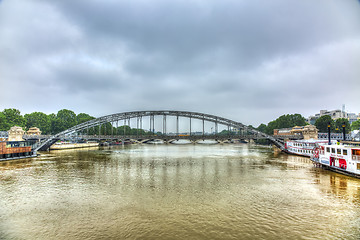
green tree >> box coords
[1,108,25,130]
[315,115,334,133]
[50,117,63,134]
[48,113,58,134]
[351,119,360,131]
[99,122,113,135]
[56,109,77,133]
[76,113,95,124]
[266,113,307,135]
[0,112,7,131]
[257,123,267,133]
[334,118,350,133]
[24,112,51,134]
[117,125,132,135]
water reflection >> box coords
[0,144,359,240]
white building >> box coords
[308,109,359,125]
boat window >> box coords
[337,149,341,154]
[358,163,360,170]
[331,148,335,154]
[326,147,330,153]
[343,149,347,155]
[352,149,360,156]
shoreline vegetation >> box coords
[0,108,357,137]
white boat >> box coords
[285,139,334,157]
[147,139,164,144]
[311,141,360,178]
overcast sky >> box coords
[1,0,360,126]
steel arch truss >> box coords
[34,110,286,151]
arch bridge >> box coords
[33,110,287,151]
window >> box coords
[352,149,360,156]
[337,149,341,154]
[343,149,347,155]
[327,147,330,153]
[357,163,360,170]
[331,148,335,154]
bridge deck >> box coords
[32,110,293,151]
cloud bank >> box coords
[1,0,360,126]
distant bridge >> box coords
[33,110,290,151]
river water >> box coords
[0,144,359,240]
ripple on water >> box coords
[0,144,360,240]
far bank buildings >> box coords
[307,109,360,125]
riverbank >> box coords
[49,142,99,150]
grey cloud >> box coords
[1,0,360,126]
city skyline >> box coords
[1,0,360,126]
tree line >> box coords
[255,113,360,135]
[1,108,359,136]
[0,108,152,136]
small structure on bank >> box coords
[301,125,318,140]
[274,125,318,140]
[7,126,25,141]
[27,127,42,136]
[290,126,304,136]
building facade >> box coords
[27,127,42,135]
[308,109,360,125]
[274,125,318,140]
[7,126,25,142]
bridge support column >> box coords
[202,116,205,137]
[124,119,126,135]
[136,117,139,137]
[176,115,179,136]
[149,115,154,133]
[189,117,192,136]
[152,115,155,133]
[163,115,167,135]
[116,121,118,136]
[215,120,218,134]
[140,116,143,136]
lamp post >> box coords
[328,123,331,145]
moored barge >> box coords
[0,141,37,161]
